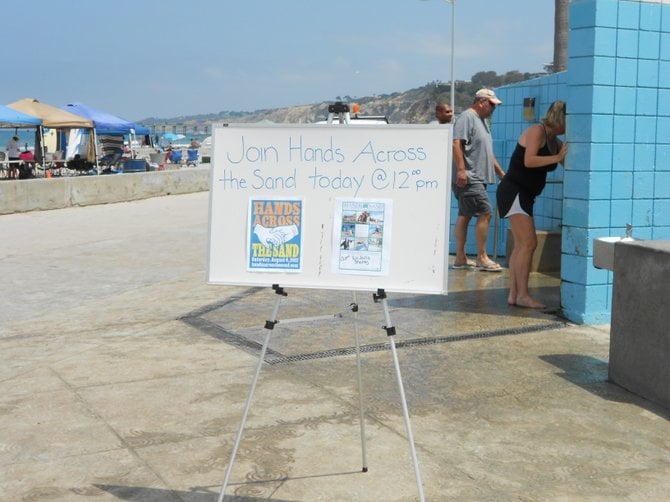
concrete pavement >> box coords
[1,192,668,501]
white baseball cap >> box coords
[475,88,502,105]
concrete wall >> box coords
[610,240,670,409]
[0,167,210,214]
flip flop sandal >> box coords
[476,262,502,272]
[452,262,475,269]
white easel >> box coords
[217,284,425,502]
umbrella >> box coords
[162,133,185,141]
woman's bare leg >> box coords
[508,214,544,308]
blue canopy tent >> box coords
[61,102,151,171]
[0,104,42,128]
[0,105,42,178]
[61,102,149,135]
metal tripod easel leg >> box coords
[217,284,286,502]
[373,288,425,502]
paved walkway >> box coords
[1,192,668,501]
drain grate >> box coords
[180,294,567,365]
[264,321,567,365]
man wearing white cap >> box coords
[451,88,506,271]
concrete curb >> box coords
[0,166,210,214]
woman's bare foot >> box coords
[514,295,546,309]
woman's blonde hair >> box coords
[542,100,566,131]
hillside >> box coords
[140,70,545,130]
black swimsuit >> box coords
[496,126,558,217]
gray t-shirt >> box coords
[452,109,495,184]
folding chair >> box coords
[186,149,199,166]
[0,152,9,179]
[149,152,165,171]
[170,149,183,165]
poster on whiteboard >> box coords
[207,123,452,294]
[247,198,303,272]
[332,198,392,275]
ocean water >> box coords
[0,128,37,151]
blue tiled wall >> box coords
[462,0,670,325]
[561,0,670,323]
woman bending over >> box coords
[496,100,568,309]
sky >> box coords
[2,0,557,122]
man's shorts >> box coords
[452,183,492,217]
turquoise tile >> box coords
[611,171,633,199]
[639,30,660,60]
[617,29,638,58]
[590,143,613,170]
[562,225,588,256]
[640,2,661,31]
[562,253,590,283]
[658,117,670,144]
[594,0,619,28]
[615,58,637,86]
[595,27,618,56]
[632,195,654,225]
[634,116,657,143]
[663,3,670,32]
[654,171,670,198]
[657,145,670,168]
[610,198,632,226]
[592,85,615,113]
[593,56,617,85]
[613,115,634,143]
[570,1,597,29]
[614,86,636,115]
[654,200,670,226]
[590,171,613,199]
[568,85,594,111]
[564,170,590,199]
[570,28,596,57]
[629,226,652,239]
[569,57,596,85]
[568,113,594,141]
[660,61,670,89]
[588,199,613,227]
[634,143,656,168]
[562,282,612,324]
[563,197,590,226]
[561,282,587,322]
[613,143,635,170]
[637,59,659,87]
[662,33,670,61]
[636,87,658,116]
[592,114,614,142]
[617,0,640,30]
[652,226,670,239]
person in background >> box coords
[189,138,200,149]
[432,102,454,124]
[496,100,568,309]
[5,135,21,179]
[451,88,505,271]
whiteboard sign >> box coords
[207,124,452,294]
